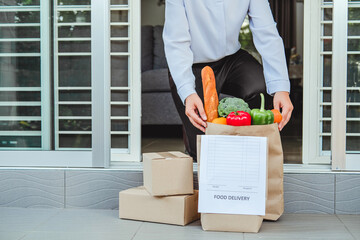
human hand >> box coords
[185,93,207,132]
[273,91,293,131]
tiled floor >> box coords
[0,208,359,240]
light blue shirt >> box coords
[163,0,291,104]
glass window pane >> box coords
[111,10,128,23]
[59,105,91,116]
[0,106,40,116]
[0,11,40,23]
[348,7,360,20]
[59,56,91,87]
[346,137,360,151]
[59,41,91,53]
[322,105,331,118]
[59,90,91,101]
[58,0,90,5]
[58,11,91,23]
[0,0,40,5]
[0,42,40,53]
[322,90,331,102]
[111,135,128,148]
[111,105,128,116]
[322,136,331,151]
[59,134,91,148]
[323,39,332,52]
[111,0,128,5]
[0,136,41,148]
[323,8,332,21]
[58,26,91,38]
[322,121,331,133]
[111,56,128,87]
[347,106,360,118]
[0,91,40,101]
[0,121,41,131]
[111,41,128,52]
[323,23,332,36]
[347,90,360,103]
[59,119,91,131]
[111,26,128,37]
[348,23,360,36]
[111,90,128,101]
[347,121,360,133]
[111,120,128,131]
[348,39,360,51]
[347,55,360,87]
[0,57,40,87]
[323,55,332,87]
[0,26,40,38]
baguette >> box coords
[201,66,219,122]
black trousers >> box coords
[169,49,272,161]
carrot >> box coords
[201,66,219,122]
[271,109,282,123]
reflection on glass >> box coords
[59,134,91,148]
[111,0,128,5]
[346,137,360,151]
[58,26,91,38]
[111,10,128,22]
[59,56,91,87]
[322,121,331,133]
[58,0,90,5]
[0,42,40,53]
[348,7,360,20]
[0,136,41,148]
[348,39,360,51]
[346,106,360,118]
[0,11,40,23]
[323,55,332,87]
[59,120,91,131]
[322,136,331,151]
[323,39,332,52]
[111,41,128,52]
[111,26,128,37]
[0,0,40,5]
[348,23,360,36]
[322,90,331,102]
[0,121,41,131]
[347,55,360,87]
[111,56,128,87]
[322,105,331,118]
[0,26,40,38]
[58,11,91,23]
[0,106,40,116]
[111,105,128,116]
[0,91,40,101]
[347,121,360,133]
[0,57,40,87]
[111,135,128,148]
[347,90,360,103]
[59,91,91,101]
[59,41,91,53]
[111,120,128,131]
[323,23,332,36]
[111,91,128,101]
[323,8,332,21]
[59,105,91,116]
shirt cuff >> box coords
[266,79,291,96]
[177,82,197,105]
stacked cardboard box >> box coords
[119,151,200,226]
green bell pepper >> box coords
[250,93,274,125]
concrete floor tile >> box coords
[21,231,135,240]
[33,209,142,234]
[141,138,185,153]
[0,207,61,232]
[132,221,244,240]
[0,231,27,240]
[337,215,360,240]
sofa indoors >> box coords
[141,25,182,125]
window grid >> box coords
[0,2,43,150]
[54,1,92,150]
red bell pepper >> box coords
[226,111,251,126]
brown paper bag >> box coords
[198,122,284,221]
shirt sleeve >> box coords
[163,0,196,104]
[248,0,290,95]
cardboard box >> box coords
[119,186,200,226]
[143,151,193,196]
[201,213,263,233]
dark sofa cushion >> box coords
[141,68,170,92]
[153,25,168,69]
[141,25,153,72]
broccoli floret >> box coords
[218,97,251,117]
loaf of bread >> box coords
[201,66,219,122]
